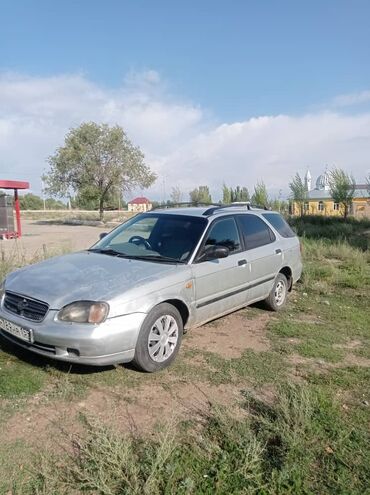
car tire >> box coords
[264,273,288,311]
[132,303,183,372]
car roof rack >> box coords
[202,202,269,216]
[152,201,218,210]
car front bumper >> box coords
[0,306,146,366]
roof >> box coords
[308,187,369,200]
[0,180,30,190]
[148,205,269,218]
[149,207,210,217]
[128,196,151,204]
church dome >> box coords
[316,172,330,190]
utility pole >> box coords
[162,176,167,204]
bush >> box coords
[29,384,370,495]
[288,215,370,250]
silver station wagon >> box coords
[0,204,302,372]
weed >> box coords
[23,384,370,495]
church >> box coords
[291,170,370,218]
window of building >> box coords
[333,202,339,211]
[237,215,275,250]
[304,202,309,212]
[318,201,324,212]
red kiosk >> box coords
[0,180,30,239]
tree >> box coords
[19,193,43,210]
[251,181,269,207]
[45,198,66,209]
[44,122,156,220]
[289,173,307,216]
[170,186,183,204]
[222,183,231,204]
[328,168,355,219]
[72,184,123,210]
[231,186,250,203]
[189,186,212,204]
[222,184,250,203]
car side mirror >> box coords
[199,245,229,262]
[99,232,108,240]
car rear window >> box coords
[262,213,296,238]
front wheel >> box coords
[264,273,288,311]
[133,303,183,372]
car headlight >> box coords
[58,301,109,324]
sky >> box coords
[1,0,370,201]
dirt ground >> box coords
[0,220,272,449]
[0,219,106,258]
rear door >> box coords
[236,214,282,300]
[191,216,249,324]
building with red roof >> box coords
[127,196,152,213]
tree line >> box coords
[180,182,288,212]
[25,121,368,219]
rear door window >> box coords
[262,213,296,238]
[237,214,275,250]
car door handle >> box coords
[238,259,248,266]
[275,249,282,254]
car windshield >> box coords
[89,213,207,263]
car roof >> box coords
[148,205,278,218]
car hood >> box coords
[5,251,188,310]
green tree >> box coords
[222,183,231,204]
[271,198,282,212]
[44,122,156,220]
[328,168,355,219]
[189,186,212,204]
[170,186,183,204]
[289,173,308,216]
[72,184,123,210]
[251,181,269,207]
[45,198,66,209]
[231,186,250,202]
[19,193,43,210]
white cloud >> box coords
[0,71,370,202]
[332,90,370,107]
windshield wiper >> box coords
[88,249,185,264]
[88,248,129,258]
[127,254,186,264]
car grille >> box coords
[3,291,49,322]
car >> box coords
[0,203,302,372]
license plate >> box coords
[0,317,33,343]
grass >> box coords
[0,215,369,494]
[20,384,369,495]
[288,214,370,250]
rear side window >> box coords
[237,215,275,250]
[262,213,296,238]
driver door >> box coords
[191,216,249,325]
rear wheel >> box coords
[133,303,183,372]
[264,273,288,311]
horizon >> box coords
[1,0,370,201]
